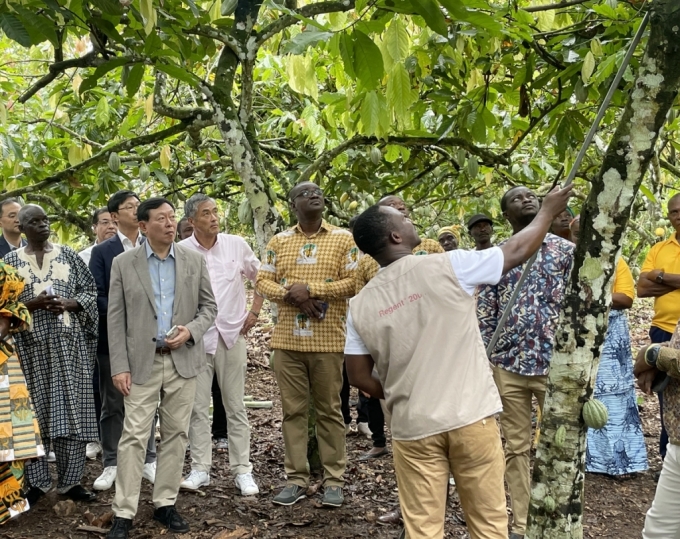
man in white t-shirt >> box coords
[344,185,572,539]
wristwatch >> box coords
[645,344,661,367]
[656,271,665,284]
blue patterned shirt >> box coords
[477,233,574,376]
[146,241,176,347]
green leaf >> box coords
[13,7,59,47]
[582,51,596,84]
[92,0,125,15]
[126,64,145,97]
[352,31,384,90]
[386,62,416,127]
[282,30,334,55]
[156,63,201,87]
[639,184,657,203]
[339,32,356,79]
[0,13,31,47]
[459,11,503,35]
[361,91,381,136]
[412,0,448,36]
[95,97,110,128]
[384,144,401,163]
[384,18,410,63]
[78,57,131,94]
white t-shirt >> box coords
[345,247,504,354]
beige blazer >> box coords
[107,243,217,385]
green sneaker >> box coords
[322,486,344,508]
[272,484,306,506]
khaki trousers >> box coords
[188,335,252,476]
[273,349,345,487]
[493,366,547,535]
[113,352,197,519]
[392,418,507,539]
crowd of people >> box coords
[0,183,674,538]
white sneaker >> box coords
[86,442,102,460]
[93,466,117,491]
[357,422,372,439]
[180,470,210,490]
[47,451,56,463]
[142,461,156,484]
[234,472,259,496]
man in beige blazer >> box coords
[105,197,217,539]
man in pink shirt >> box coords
[179,194,263,495]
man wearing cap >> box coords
[467,214,494,251]
[437,226,460,252]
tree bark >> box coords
[527,3,680,537]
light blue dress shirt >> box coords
[145,241,176,347]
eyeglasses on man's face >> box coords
[118,204,139,212]
[293,188,324,200]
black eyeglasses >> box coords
[292,188,324,200]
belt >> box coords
[156,346,172,355]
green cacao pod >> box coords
[370,146,382,165]
[554,425,566,448]
[544,495,556,513]
[365,194,375,206]
[583,399,609,430]
[221,0,238,16]
[108,152,120,172]
[139,163,150,182]
[467,156,479,178]
[237,199,252,224]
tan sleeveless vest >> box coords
[349,253,501,440]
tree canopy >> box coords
[0,0,672,255]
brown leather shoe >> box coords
[377,509,402,525]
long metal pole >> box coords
[485,12,651,358]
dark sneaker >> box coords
[153,505,190,533]
[64,484,97,502]
[106,517,133,539]
[272,484,307,506]
[26,486,45,506]
[322,486,344,508]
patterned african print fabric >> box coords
[586,310,648,475]
[477,233,574,376]
[0,260,44,524]
[256,220,357,353]
[354,238,443,293]
[4,246,99,442]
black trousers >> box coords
[365,395,386,448]
[211,374,228,438]
[341,363,369,425]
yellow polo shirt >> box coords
[613,258,635,300]
[640,234,680,332]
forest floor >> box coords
[5,300,664,538]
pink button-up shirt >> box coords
[180,233,260,353]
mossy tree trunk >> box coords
[527,2,680,537]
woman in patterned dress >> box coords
[0,259,44,523]
[571,216,648,476]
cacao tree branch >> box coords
[24,193,93,239]
[18,51,100,103]
[299,135,508,184]
[22,119,103,148]
[183,25,243,57]
[0,122,191,200]
[524,0,590,12]
[256,0,356,48]
[660,158,680,178]
[153,71,209,120]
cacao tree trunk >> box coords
[527,2,680,537]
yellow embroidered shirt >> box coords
[256,220,358,352]
[355,238,444,293]
[640,234,680,333]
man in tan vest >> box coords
[344,184,572,539]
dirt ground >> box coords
[4,301,664,538]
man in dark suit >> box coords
[0,198,26,258]
[89,190,157,492]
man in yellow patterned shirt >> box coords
[256,182,357,509]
